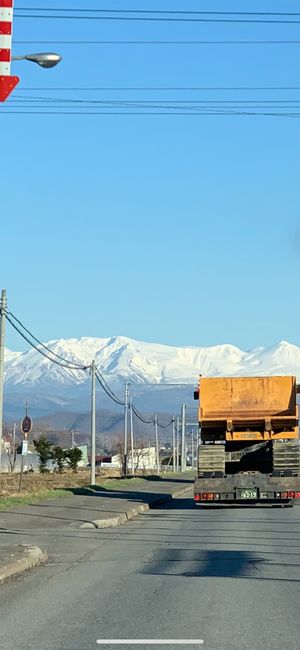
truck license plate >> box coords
[240,489,257,499]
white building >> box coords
[102,446,157,471]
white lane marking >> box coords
[96,641,204,645]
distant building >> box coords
[76,444,88,467]
[101,446,157,471]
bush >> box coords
[65,447,83,473]
[52,446,67,473]
[33,435,53,473]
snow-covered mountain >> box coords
[4,336,300,418]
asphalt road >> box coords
[0,493,300,650]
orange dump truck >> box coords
[194,376,300,505]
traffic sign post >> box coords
[19,405,32,492]
[21,415,32,439]
[21,440,28,456]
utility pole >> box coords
[191,428,194,470]
[130,396,134,476]
[0,289,7,477]
[154,413,160,475]
[90,360,96,485]
[181,403,186,472]
[13,422,16,448]
[172,416,176,473]
[123,380,129,476]
[176,416,180,471]
[196,427,199,471]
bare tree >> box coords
[107,435,125,474]
[6,440,18,473]
[2,424,19,473]
[133,437,154,473]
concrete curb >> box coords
[0,546,47,583]
[80,484,192,529]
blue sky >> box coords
[2,0,300,351]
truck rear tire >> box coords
[198,444,225,475]
[272,441,300,475]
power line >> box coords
[5,309,87,369]
[157,418,174,429]
[1,110,300,117]
[131,404,154,425]
[55,363,83,384]
[10,97,300,106]
[91,379,157,426]
[14,16,300,24]
[93,368,181,427]
[15,86,300,92]
[2,306,191,423]
[13,40,300,46]
[95,367,125,406]
[5,314,89,370]
[7,101,300,115]
[3,310,179,421]
[12,94,300,102]
[14,9,300,24]
[16,9,300,16]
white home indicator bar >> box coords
[97,641,204,646]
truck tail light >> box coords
[194,494,200,502]
[200,492,220,501]
[288,491,295,499]
[281,491,288,499]
[295,491,300,499]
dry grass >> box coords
[0,470,89,498]
[0,468,152,506]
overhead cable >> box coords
[2,110,300,117]
[95,369,125,406]
[157,418,174,429]
[5,309,87,369]
[131,404,154,425]
[15,86,300,92]
[12,40,300,46]
[14,11,300,24]
[11,96,300,106]
[5,314,89,370]
[16,9,300,16]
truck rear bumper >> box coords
[194,474,300,504]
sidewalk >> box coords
[0,474,193,581]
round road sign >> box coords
[21,415,32,437]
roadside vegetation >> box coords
[33,435,83,473]
[0,470,150,510]
[0,433,184,509]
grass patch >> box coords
[0,477,147,508]
[0,488,70,511]
[0,471,192,508]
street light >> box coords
[12,53,62,69]
[1,52,62,101]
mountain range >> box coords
[4,336,300,422]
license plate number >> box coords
[240,489,257,499]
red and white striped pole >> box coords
[0,0,19,101]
